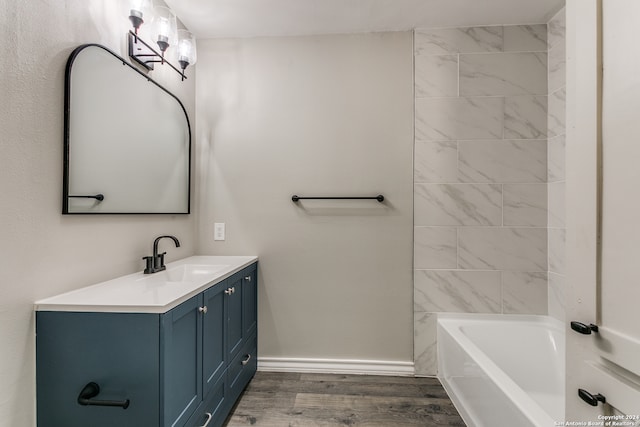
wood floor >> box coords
[223,372,466,426]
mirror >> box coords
[63,44,191,214]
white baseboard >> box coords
[257,357,415,377]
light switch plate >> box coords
[214,223,225,241]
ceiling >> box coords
[164,0,565,39]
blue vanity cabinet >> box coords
[36,262,258,427]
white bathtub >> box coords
[437,314,564,427]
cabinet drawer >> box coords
[185,374,227,427]
[227,335,257,403]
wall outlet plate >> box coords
[214,223,225,241]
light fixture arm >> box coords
[127,31,187,80]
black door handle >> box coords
[571,321,599,335]
[578,388,606,406]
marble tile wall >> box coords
[547,8,566,321]
[413,24,549,376]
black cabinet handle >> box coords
[77,382,130,409]
[578,388,606,406]
[570,321,599,335]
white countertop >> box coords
[34,256,258,314]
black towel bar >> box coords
[68,194,104,201]
[292,195,384,202]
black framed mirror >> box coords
[63,44,191,214]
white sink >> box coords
[136,263,230,284]
[162,264,229,283]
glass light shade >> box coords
[177,30,197,69]
[152,6,177,53]
[127,0,153,32]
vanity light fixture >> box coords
[128,0,153,35]
[126,1,196,81]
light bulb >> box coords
[153,6,177,54]
[177,29,197,70]
[128,0,152,34]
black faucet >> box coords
[143,235,180,274]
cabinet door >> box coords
[241,265,257,338]
[226,274,244,361]
[202,283,226,397]
[36,312,160,427]
[162,294,203,427]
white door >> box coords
[567,0,640,421]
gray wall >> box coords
[0,2,196,425]
[195,33,415,362]
[412,25,550,375]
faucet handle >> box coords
[154,252,167,271]
[142,256,154,274]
